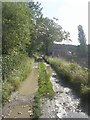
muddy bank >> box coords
[2,62,38,119]
[40,63,89,119]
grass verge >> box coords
[33,62,54,118]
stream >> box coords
[1,62,90,119]
[40,62,90,119]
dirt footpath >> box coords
[2,62,38,119]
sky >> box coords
[36,0,89,45]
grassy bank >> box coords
[2,55,34,105]
[46,57,90,100]
[33,62,54,118]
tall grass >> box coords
[38,62,54,98]
[2,55,34,105]
[33,62,54,118]
[47,57,90,99]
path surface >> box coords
[2,62,38,119]
[40,62,89,119]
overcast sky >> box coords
[36,0,89,45]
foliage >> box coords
[3,53,24,79]
[31,17,71,55]
[28,1,71,55]
[28,1,43,55]
[47,57,90,99]
[38,62,54,98]
[2,2,71,56]
[2,2,31,54]
[28,1,43,19]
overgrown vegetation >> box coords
[2,56,33,105]
[38,62,54,98]
[47,57,90,99]
[33,62,54,118]
[2,2,34,105]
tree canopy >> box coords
[2,1,70,56]
[2,1,71,80]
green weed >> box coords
[33,62,54,118]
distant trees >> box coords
[78,25,87,56]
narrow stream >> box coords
[40,62,89,119]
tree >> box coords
[2,2,34,80]
[27,1,71,55]
[2,2,31,54]
[28,1,43,55]
[78,25,87,56]
[37,17,71,55]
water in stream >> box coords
[40,62,89,119]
